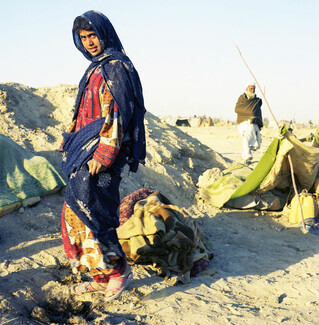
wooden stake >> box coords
[287,155,306,230]
[234,42,307,231]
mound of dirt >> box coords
[0,82,229,206]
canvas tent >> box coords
[196,125,319,211]
[0,134,65,217]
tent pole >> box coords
[234,43,279,129]
[287,155,306,230]
[234,43,307,231]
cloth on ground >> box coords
[118,188,154,226]
[196,164,253,208]
[306,217,319,236]
[225,190,284,211]
[117,190,211,285]
[196,126,319,210]
[196,163,282,210]
[0,134,65,217]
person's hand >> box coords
[88,159,107,175]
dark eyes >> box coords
[81,34,97,40]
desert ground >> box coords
[0,83,319,325]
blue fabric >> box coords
[62,118,105,178]
[61,10,146,256]
[72,10,146,173]
[64,162,126,257]
[62,119,128,257]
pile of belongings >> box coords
[196,125,319,211]
[117,189,213,285]
[0,134,65,217]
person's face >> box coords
[247,85,255,93]
[79,30,102,56]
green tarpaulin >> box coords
[196,125,319,209]
[0,134,65,216]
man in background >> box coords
[235,82,263,164]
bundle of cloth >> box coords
[117,189,213,285]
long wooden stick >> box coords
[234,42,306,231]
[287,155,306,229]
[234,42,280,129]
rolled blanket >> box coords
[117,190,212,284]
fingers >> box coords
[88,159,107,175]
[89,159,99,175]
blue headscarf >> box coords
[72,10,146,173]
[73,10,125,60]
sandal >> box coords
[71,281,107,295]
[104,265,133,302]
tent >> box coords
[0,134,65,217]
[196,125,319,211]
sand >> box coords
[0,82,318,325]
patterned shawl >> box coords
[72,10,146,172]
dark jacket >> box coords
[235,93,263,129]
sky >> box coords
[0,0,318,123]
